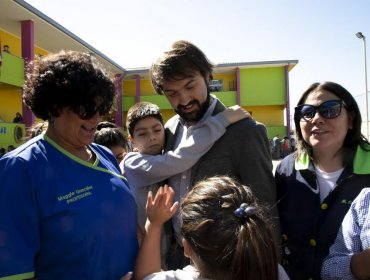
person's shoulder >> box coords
[226,118,268,138]
[278,264,290,280]
[142,265,200,280]
[280,152,295,164]
[91,142,109,151]
[90,142,114,159]
[0,137,43,168]
[9,135,42,155]
[91,143,123,172]
[275,153,295,175]
[230,117,266,130]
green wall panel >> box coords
[140,95,172,109]
[213,91,237,106]
[240,67,286,106]
[0,53,24,87]
[122,95,172,111]
[122,96,136,111]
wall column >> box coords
[135,75,141,103]
[21,20,35,129]
[285,65,291,137]
[236,67,241,105]
[114,74,123,127]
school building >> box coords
[0,0,298,151]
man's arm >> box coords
[234,120,276,207]
[231,120,281,251]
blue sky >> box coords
[25,0,370,116]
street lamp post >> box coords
[356,32,369,140]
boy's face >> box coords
[131,116,165,155]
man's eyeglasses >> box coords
[74,103,110,120]
[295,100,346,122]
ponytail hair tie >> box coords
[234,203,257,221]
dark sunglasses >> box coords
[295,99,346,121]
[74,103,110,120]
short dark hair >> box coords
[23,50,115,120]
[294,81,370,160]
[126,102,163,136]
[181,176,278,280]
[94,125,127,150]
[150,40,213,95]
[7,145,15,151]
[97,121,117,130]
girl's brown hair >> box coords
[180,176,278,280]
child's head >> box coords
[28,121,48,139]
[180,176,278,280]
[126,102,165,155]
[94,122,128,163]
[7,145,15,152]
[96,121,117,130]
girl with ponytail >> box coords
[135,176,289,280]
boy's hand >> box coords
[146,185,179,228]
[223,105,251,123]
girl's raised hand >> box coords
[146,185,179,227]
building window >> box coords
[210,80,223,92]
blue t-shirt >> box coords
[0,135,138,280]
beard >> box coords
[175,93,211,123]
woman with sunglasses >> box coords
[0,51,137,279]
[275,81,370,280]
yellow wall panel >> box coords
[1,29,50,58]
[244,105,284,126]
[140,80,155,95]
[123,79,156,96]
[0,87,23,122]
[123,80,136,96]
[0,29,21,57]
